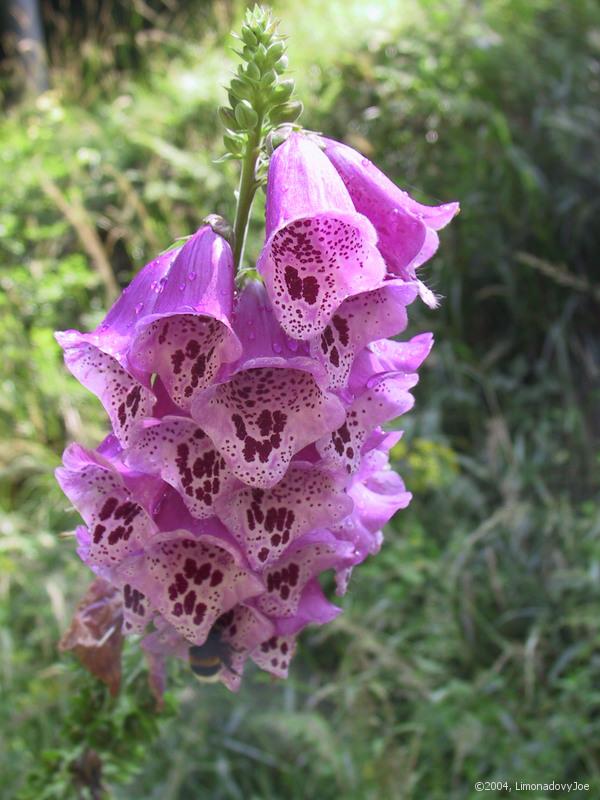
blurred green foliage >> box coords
[1,0,599,798]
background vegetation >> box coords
[1,0,599,797]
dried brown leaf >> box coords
[60,577,124,696]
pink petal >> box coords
[210,605,274,691]
[128,227,241,411]
[255,532,354,619]
[345,446,412,535]
[258,214,387,340]
[56,444,158,568]
[232,280,322,378]
[191,367,345,488]
[130,314,241,412]
[349,333,434,393]
[122,582,154,634]
[126,416,239,520]
[120,532,264,645]
[215,462,353,570]
[55,335,155,446]
[265,133,356,235]
[274,578,343,635]
[251,633,297,679]
[309,279,418,389]
[259,134,386,340]
[317,373,417,475]
[322,137,459,279]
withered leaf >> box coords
[60,577,124,696]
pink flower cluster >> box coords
[56,134,458,691]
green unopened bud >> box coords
[273,55,289,74]
[222,5,303,204]
[266,124,295,154]
[218,106,238,130]
[266,41,285,64]
[260,69,276,89]
[229,77,254,102]
[203,213,233,242]
[235,100,259,129]
[223,132,246,156]
[271,79,294,103]
[241,27,258,47]
[244,61,260,81]
[255,43,269,69]
[239,45,254,62]
[269,100,303,125]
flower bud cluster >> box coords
[219,6,302,162]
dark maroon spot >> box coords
[272,411,286,434]
[210,570,223,587]
[194,562,212,584]
[257,409,274,436]
[232,414,247,441]
[288,563,299,586]
[171,349,185,375]
[185,339,200,358]
[175,572,189,595]
[183,558,197,579]
[302,275,319,305]
[92,524,106,543]
[332,314,350,347]
[99,497,118,521]
[183,590,197,615]
[285,265,303,300]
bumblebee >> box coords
[188,621,240,683]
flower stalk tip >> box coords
[220,5,302,273]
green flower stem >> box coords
[232,118,263,273]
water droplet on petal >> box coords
[272,342,282,354]
[248,331,256,341]
[179,282,185,291]
[188,271,196,280]
[135,302,144,315]
[286,339,298,352]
